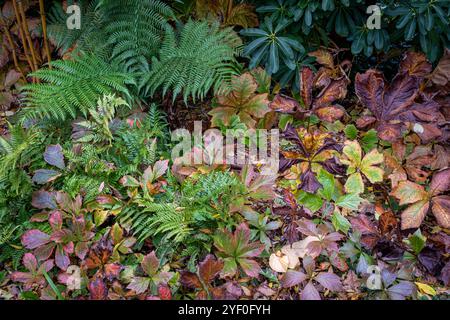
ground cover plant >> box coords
[0,0,449,301]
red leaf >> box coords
[198,254,223,284]
[158,284,172,300]
[89,277,108,300]
[180,271,202,289]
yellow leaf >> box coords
[415,282,436,296]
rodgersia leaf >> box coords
[341,140,384,194]
[210,72,269,128]
[213,223,264,277]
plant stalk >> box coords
[39,0,52,68]
[0,15,26,81]
[12,0,35,73]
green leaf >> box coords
[345,172,364,194]
[296,191,324,213]
[335,193,363,211]
[344,124,358,140]
[405,229,426,255]
[317,168,335,201]
[332,211,351,234]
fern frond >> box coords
[103,0,174,73]
[0,125,40,189]
[119,202,192,243]
[47,0,108,55]
[141,20,242,102]
[20,54,134,122]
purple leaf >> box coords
[32,169,61,184]
[22,230,51,249]
[299,169,322,193]
[55,246,70,270]
[31,191,57,209]
[315,272,343,292]
[301,282,321,300]
[387,281,416,300]
[440,261,450,286]
[49,211,63,230]
[281,270,307,288]
[44,144,65,169]
[39,259,55,273]
[88,277,108,300]
[23,253,38,272]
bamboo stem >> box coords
[226,0,234,23]
[12,0,34,73]
[0,15,26,81]
[18,0,41,70]
[39,0,52,68]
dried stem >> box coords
[12,0,34,73]
[18,0,41,71]
[0,15,26,81]
[39,0,52,68]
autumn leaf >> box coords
[355,56,444,143]
[209,72,269,128]
[213,223,264,278]
[341,140,384,194]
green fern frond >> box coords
[0,125,41,191]
[47,0,108,55]
[141,20,242,102]
[119,202,192,243]
[103,0,174,73]
[20,54,134,122]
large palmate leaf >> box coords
[391,168,450,230]
[180,254,226,300]
[270,49,351,123]
[209,72,270,128]
[280,125,342,193]
[213,223,264,278]
[340,140,384,194]
[354,52,445,143]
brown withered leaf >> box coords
[429,48,450,87]
[298,67,349,122]
[270,94,300,113]
[300,67,314,107]
[399,51,432,78]
[309,49,334,69]
[375,204,398,235]
[355,64,444,142]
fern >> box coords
[141,20,242,102]
[119,170,246,244]
[119,202,192,243]
[20,54,134,122]
[103,0,174,73]
[47,0,108,55]
[0,124,41,194]
[110,104,169,171]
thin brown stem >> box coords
[39,0,52,68]
[226,0,234,23]
[12,0,34,73]
[0,16,26,81]
[18,0,41,71]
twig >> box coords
[39,0,52,68]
